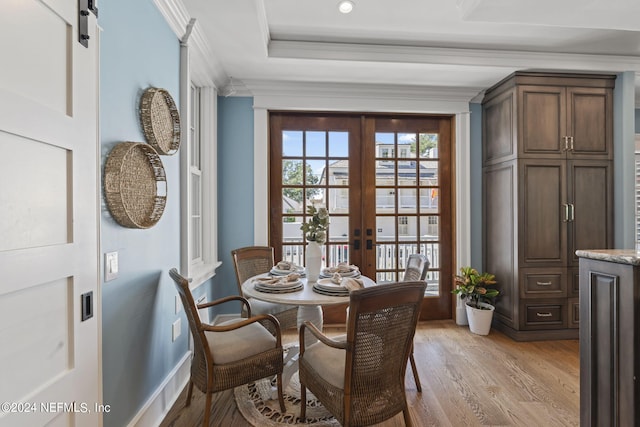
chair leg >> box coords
[202,391,212,427]
[299,383,307,420]
[409,351,422,392]
[186,380,194,406]
[403,407,413,427]
[276,373,286,412]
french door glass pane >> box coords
[328,132,349,156]
[420,161,439,185]
[306,131,326,156]
[327,160,349,185]
[282,131,303,156]
[329,216,349,239]
[376,189,395,211]
[420,216,440,239]
[306,160,324,184]
[328,188,349,212]
[377,216,395,240]
[282,216,303,244]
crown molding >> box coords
[242,79,480,113]
[243,79,481,101]
[254,0,270,57]
[153,0,228,88]
[269,40,640,73]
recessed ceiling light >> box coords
[338,0,354,14]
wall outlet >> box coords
[172,318,181,342]
[105,252,118,282]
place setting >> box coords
[253,272,304,294]
[313,264,364,296]
[319,262,361,279]
[269,260,306,277]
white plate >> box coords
[320,269,360,278]
[253,278,302,289]
[315,278,347,290]
[312,285,349,297]
[256,283,303,294]
[270,266,305,275]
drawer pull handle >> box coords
[536,281,552,286]
[536,312,553,317]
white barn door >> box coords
[0,1,100,426]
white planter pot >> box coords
[305,241,322,283]
[465,302,495,336]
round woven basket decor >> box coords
[104,142,167,229]
[139,87,181,155]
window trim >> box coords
[179,46,221,289]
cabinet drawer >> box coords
[521,269,567,298]
[521,301,567,330]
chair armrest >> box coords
[197,295,252,317]
[299,321,347,356]
[201,314,282,346]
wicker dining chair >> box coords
[169,268,286,427]
[299,281,426,426]
[402,253,430,392]
[231,246,298,333]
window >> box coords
[179,45,220,287]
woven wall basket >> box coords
[139,87,181,155]
[104,142,167,229]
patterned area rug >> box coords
[234,347,339,426]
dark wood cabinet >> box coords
[482,72,615,341]
[578,251,640,426]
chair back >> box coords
[231,246,275,295]
[403,253,429,281]
[344,281,426,424]
[169,268,211,390]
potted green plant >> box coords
[452,267,499,335]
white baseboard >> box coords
[127,350,192,427]
[456,304,469,325]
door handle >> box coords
[568,136,574,151]
[569,203,574,222]
[562,203,569,222]
[562,136,569,151]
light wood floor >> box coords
[160,320,579,427]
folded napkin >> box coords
[276,260,298,271]
[325,262,358,274]
[254,273,300,286]
[343,277,364,292]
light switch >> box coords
[175,295,182,314]
[172,318,181,341]
[105,251,118,282]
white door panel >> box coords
[0,0,100,426]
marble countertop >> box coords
[576,249,640,266]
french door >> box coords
[269,112,453,321]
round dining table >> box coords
[241,273,376,339]
[241,272,376,393]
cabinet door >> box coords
[518,85,566,157]
[568,160,613,266]
[566,87,612,159]
[519,160,567,267]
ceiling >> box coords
[179,0,640,103]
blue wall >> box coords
[211,97,257,305]
[99,1,206,425]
